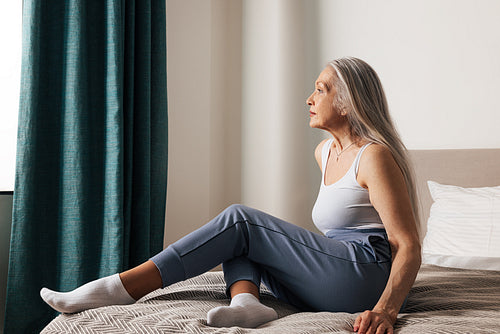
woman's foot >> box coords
[40,260,162,313]
[40,274,135,313]
[207,293,278,328]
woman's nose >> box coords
[306,93,313,106]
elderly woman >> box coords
[41,57,421,334]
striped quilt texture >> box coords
[42,265,500,333]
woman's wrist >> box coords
[372,305,398,324]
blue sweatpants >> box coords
[150,204,392,312]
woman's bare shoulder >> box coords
[362,143,394,162]
[314,138,330,169]
[358,143,401,187]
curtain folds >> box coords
[4,0,167,332]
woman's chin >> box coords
[309,120,319,129]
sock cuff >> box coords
[111,274,136,302]
[230,292,259,306]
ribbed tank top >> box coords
[312,139,384,234]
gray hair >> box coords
[328,57,420,229]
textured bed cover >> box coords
[42,264,500,333]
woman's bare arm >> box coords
[354,144,421,334]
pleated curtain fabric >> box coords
[3,0,167,332]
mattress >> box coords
[41,264,500,333]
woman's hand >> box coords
[353,309,396,334]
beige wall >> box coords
[165,0,243,245]
[316,0,500,149]
[240,0,322,229]
[164,0,500,246]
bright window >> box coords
[0,2,22,191]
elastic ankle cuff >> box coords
[150,246,186,287]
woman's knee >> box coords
[216,204,274,232]
[222,204,249,217]
[206,204,250,231]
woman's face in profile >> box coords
[306,67,343,132]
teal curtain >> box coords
[4,0,167,332]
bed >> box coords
[41,149,500,333]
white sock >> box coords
[40,274,136,313]
[207,293,278,328]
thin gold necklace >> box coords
[334,141,356,161]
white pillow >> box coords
[422,181,500,271]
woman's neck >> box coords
[329,131,359,153]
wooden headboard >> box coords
[409,149,500,240]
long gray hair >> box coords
[328,57,420,227]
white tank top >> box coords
[312,139,384,234]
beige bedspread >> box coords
[41,264,500,333]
